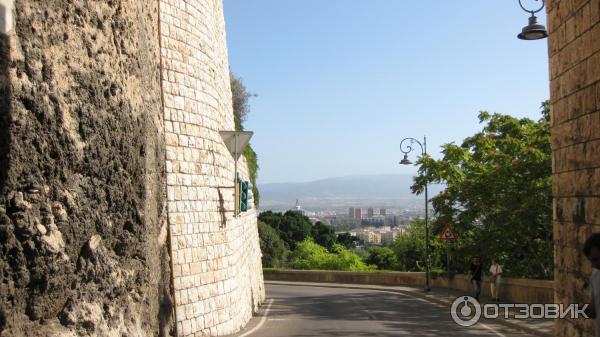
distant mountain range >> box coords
[258,174,444,211]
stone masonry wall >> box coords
[547,1,600,336]
[158,0,265,336]
[0,0,264,336]
[0,0,173,336]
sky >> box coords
[223,1,550,184]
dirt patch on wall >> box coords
[0,0,172,336]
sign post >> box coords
[219,131,253,217]
[439,223,457,297]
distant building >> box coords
[348,207,355,218]
[292,199,304,215]
[354,208,362,219]
[361,216,385,227]
[367,208,374,217]
[381,229,405,244]
[356,230,381,244]
[331,218,362,227]
[380,208,386,216]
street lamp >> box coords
[517,0,548,40]
[399,136,431,292]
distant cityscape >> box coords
[283,199,428,247]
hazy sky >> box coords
[223,1,550,184]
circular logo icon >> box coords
[451,296,481,327]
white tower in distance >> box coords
[293,199,304,215]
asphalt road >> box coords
[231,283,536,337]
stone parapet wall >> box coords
[431,274,554,304]
[547,1,600,336]
[264,269,553,304]
[263,269,427,286]
[158,0,265,335]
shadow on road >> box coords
[263,285,506,337]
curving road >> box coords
[230,283,536,337]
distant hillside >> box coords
[258,174,444,211]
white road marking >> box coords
[478,322,507,337]
[237,299,274,337]
[364,309,377,320]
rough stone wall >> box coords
[158,0,265,335]
[0,1,173,336]
[547,1,600,336]
[0,0,264,335]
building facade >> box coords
[354,208,363,219]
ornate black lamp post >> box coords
[517,0,548,40]
[399,136,431,292]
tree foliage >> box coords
[258,211,313,250]
[392,220,427,272]
[230,72,259,206]
[258,221,289,268]
[230,72,255,130]
[290,239,375,272]
[364,246,397,270]
[311,221,337,250]
[337,232,360,249]
[410,102,552,279]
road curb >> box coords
[265,281,553,337]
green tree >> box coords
[411,103,552,279]
[392,220,427,272]
[230,72,256,130]
[257,221,289,268]
[329,244,375,272]
[364,246,397,270]
[337,232,359,249]
[290,239,332,270]
[258,211,313,250]
[230,72,259,206]
[290,239,374,272]
[311,221,337,250]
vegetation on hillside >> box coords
[258,211,371,270]
[291,239,374,272]
[256,103,552,279]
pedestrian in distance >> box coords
[469,256,483,301]
[489,259,502,302]
[583,233,600,336]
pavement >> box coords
[227,281,555,337]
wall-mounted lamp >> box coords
[517,0,548,40]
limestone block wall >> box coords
[0,0,264,336]
[158,0,265,336]
[547,1,600,336]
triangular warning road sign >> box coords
[219,131,254,161]
[439,223,457,241]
